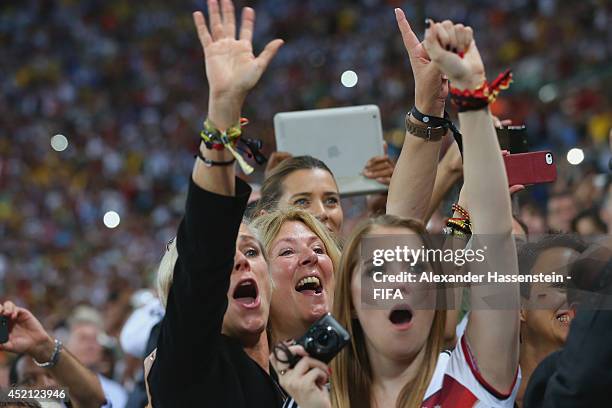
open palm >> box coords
[194,0,283,97]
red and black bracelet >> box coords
[450,69,513,112]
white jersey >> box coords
[283,334,520,408]
[422,334,520,407]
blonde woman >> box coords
[146,1,286,406]
[271,15,520,408]
[251,209,342,346]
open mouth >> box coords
[295,275,323,296]
[233,279,259,308]
[388,306,413,329]
[555,311,571,326]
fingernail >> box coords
[425,19,431,28]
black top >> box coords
[147,178,284,408]
[523,310,612,408]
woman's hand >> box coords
[193,0,283,129]
[0,301,55,363]
[363,143,394,185]
[423,20,485,91]
[194,0,283,100]
[270,344,331,408]
[264,151,293,179]
[394,9,447,117]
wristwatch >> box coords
[405,112,448,141]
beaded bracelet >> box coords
[451,203,470,220]
[447,218,471,233]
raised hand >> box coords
[394,9,448,116]
[0,301,54,362]
[264,151,293,179]
[363,142,394,185]
[193,0,283,133]
[193,0,283,100]
[423,20,485,91]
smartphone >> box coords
[497,125,529,153]
[289,313,350,368]
[0,316,8,344]
[504,151,557,186]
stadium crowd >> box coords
[0,0,611,407]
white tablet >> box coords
[274,105,388,196]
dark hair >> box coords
[571,208,608,234]
[255,155,336,214]
[518,234,588,298]
[0,401,42,407]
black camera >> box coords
[289,313,350,368]
[0,316,8,344]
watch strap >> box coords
[405,112,447,141]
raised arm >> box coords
[149,0,282,398]
[424,21,519,393]
[192,0,283,194]
[425,141,463,222]
[0,301,106,408]
[386,10,448,221]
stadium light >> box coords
[341,70,358,88]
[103,211,121,229]
[566,148,584,165]
[50,134,68,152]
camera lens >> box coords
[307,327,338,355]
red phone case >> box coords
[504,151,557,186]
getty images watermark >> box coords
[359,234,612,310]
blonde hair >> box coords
[156,222,267,308]
[251,208,341,271]
[329,215,446,408]
[156,237,178,308]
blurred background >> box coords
[0,0,610,397]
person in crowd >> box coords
[250,209,341,346]
[571,208,608,236]
[256,153,395,237]
[65,306,127,408]
[520,201,548,235]
[146,1,285,406]
[256,156,345,235]
[1,301,108,408]
[523,241,612,407]
[272,14,521,407]
[515,235,587,407]
[546,192,577,233]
